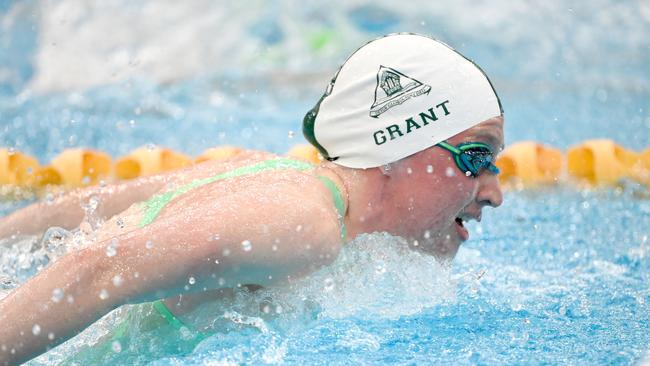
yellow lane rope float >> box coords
[495,142,563,187]
[567,139,641,186]
[195,146,243,164]
[0,149,39,187]
[51,149,112,187]
[0,140,648,200]
[114,146,192,180]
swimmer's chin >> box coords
[409,237,461,262]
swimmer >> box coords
[0,33,504,365]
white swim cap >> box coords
[303,33,502,169]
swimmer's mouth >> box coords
[454,217,470,241]
[455,217,464,228]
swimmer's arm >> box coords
[0,183,341,365]
[0,176,170,238]
[0,150,272,239]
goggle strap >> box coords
[436,141,462,155]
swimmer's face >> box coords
[384,116,504,261]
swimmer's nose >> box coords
[476,173,503,208]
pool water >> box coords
[1,0,650,365]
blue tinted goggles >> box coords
[436,141,500,178]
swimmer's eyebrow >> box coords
[466,131,504,153]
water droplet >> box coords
[207,234,220,242]
[222,248,231,256]
[48,332,55,340]
[323,278,335,291]
[423,230,431,239]
[41,227,72,257]
[45,193,55,204]
[218,278,226,286]
[145,240,154,249]
[406,167,413,174]
[51,288,64,303]
[295,225,302,232]
[32,324,41,335]
[112,275,123,287]
[241,240,252,252]
[66,295,74,304]
[271,245,278,251]
[99,289,109,300]
[111,340,122,353]
[214,258,220,264]
[287,130,295,138]
[106,239,118,257]
[81,176,90,185]
[412,240,419,247]
[426,165,433,173]
[188,277,196,285]
[465,171,472,177]
[445,167,455,177]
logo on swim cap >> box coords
[369,66,431,118]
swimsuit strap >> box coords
[140,158,314,227]
[316,175,347,241]
[152,300,188,331]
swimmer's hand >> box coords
[0,180,342,365]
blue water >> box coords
[1,1,650,365]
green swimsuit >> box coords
[123,158,346,343]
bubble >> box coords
[272,245,278,251]
[426,165,433,173]
[112,275,123,287]
[51,288,64,303]
[287,130,295,138]
[48,332,55,340]
[445,167,455,177]
[222,248,231,256]
[375,263,386,274]
[241,240,252,252]
[406,167,413,174]
[99,289,109,300]
[295,225,303,232]
[66,295,74,304]
[324,278,335,291]
[81,176,90,185]
[207,234,220,242]
[465,171,472,177]
[423,230,431,239]
[115,217,124,229]
[111,340,122,353]
[32,324,41,335]
[218,278,226,286]
[145,240,154,249]
[188,277,196,285]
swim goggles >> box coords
[436,141,500,177]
